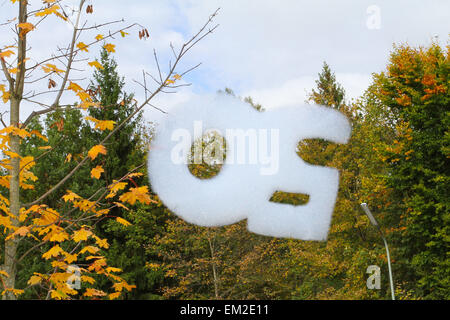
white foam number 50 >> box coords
[148,95,351,240]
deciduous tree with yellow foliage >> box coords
[0,0,218,299]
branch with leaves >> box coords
[0,0,219,300]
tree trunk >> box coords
[2,1,27,300]
[3,100,20,300]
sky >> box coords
[0,0,449,125]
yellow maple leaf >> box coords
[64,253,78,264]
[120,30,129,38]
[42,63,64,74]
[96,120,116,131]
[113,201,130,211]
[103,43,116,53]
[67,81,83,92]
[42,245,64,260]
[62,190,80,202]
[112,281,136,292]
[81,275,95,284]
[106,267,122,273]
[95,34,104,41]
[80,245,100,254]
[30,130,48,142]
[27,274,43,286]
[2,91,10,103]
[77,90,92,102]
[76,42,89,52]
[49,231,69,242]
[116,217,131,227]
[119,186,155,205]
[90,166,104,179]
[84,288,106,297]
[88,60,104,70]
[35,4,60,17]
[51,261,67,268]
[73,228,92,242]
[17,22,35,37]
[109,181,128,193]
[0,270,9,278]
[65,153,72,163]
[6,226,30,240]
[88,144,107,160]
[0,50,15,58]
[93,236,109,249]
[109,292,121,300]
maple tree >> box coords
[371,42,449,299]
[0,0,219,299]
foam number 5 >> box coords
[148,95,351,240]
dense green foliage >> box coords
[372,43,449,299]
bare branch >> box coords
[153,49,163,83]
[23,8,220,208]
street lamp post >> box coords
[361,203,395,300]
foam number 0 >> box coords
[148,95,351,240]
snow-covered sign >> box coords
[148,95,351,241]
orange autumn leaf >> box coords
[88,145,107,160]
[113,201,130,211]
[49,231,69,242]
[67,81,83,92]
[119,186,155,205]
[109,292,121,300]
[80,246,100,254]
[18,22,35,38]
[42,245,64,260]
[76,42,89,52]
[116,217,131,227]
[73,228,92,242]
[42,63,64,74]
[62,190,81,202]
[0,50,15,58]
[6,226,30,240]
[27,274,43,286]
[90,166,104,179]
[88,60,104,70]
[35,4,60,17]
[103,43,116,53]
[83,288,106,297]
